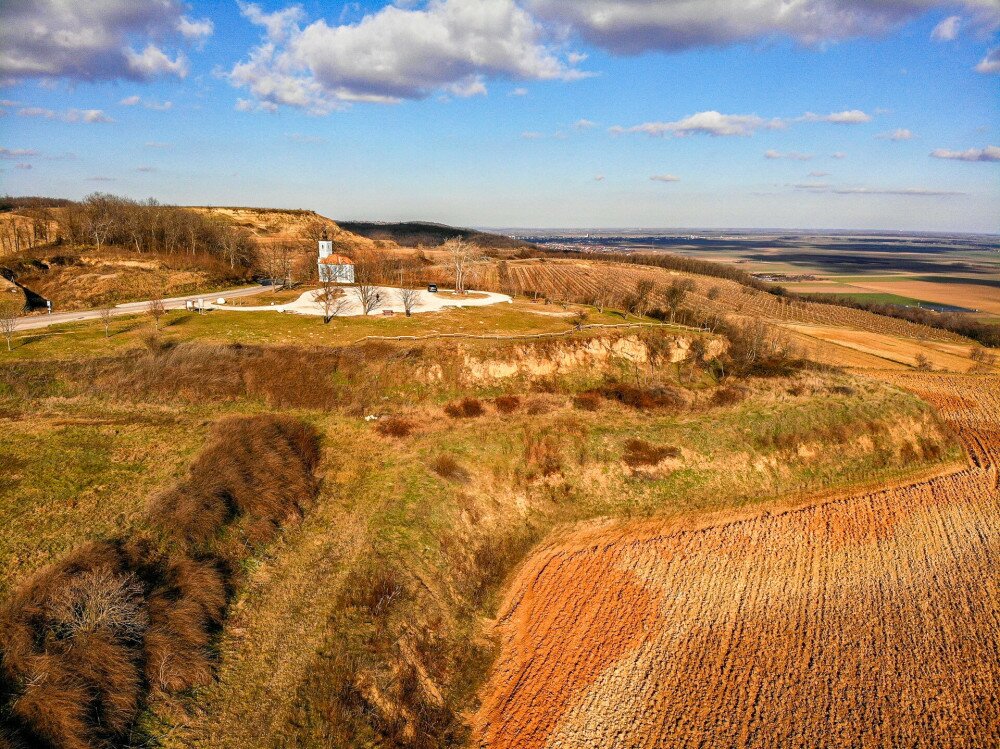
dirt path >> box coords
[474,373,999,748]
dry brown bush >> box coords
[493,395,521,414]
[572,392,602,411]
[444,398,485,419]
[430,454,469,483]
[0,415,320,749]
[710,385,748,407]
[587,383,685,411]
[376,417,415,438]
[622,439,680,467]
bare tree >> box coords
[914,352,933,371]
[317,280,351,323]
[354,283,380,315]
[592,286,614,314]
[0,299,19,352]
[970,346,996,369]
[99,304,116,338]
[396,286,421,317]
[662,279,694,323]
[147,295,166,330]
[444,238,480,294]
[627,279,656,318]
[261,242,293,291]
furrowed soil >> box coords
[475,371,999,748]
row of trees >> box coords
[57,194,258,270]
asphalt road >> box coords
[13,286,266,331]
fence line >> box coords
[349,321,705,345]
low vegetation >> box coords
[0,416,320,748]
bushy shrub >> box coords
[444,398,485,419]
[622,439,680,467]
[376,417,415,438]
[493,395,521,414]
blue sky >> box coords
[1,1,998,232]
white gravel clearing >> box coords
[210,286,512,318]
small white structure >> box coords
[318,236,355,283]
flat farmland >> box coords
[475,372,999,748]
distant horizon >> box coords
[2,1,998,235]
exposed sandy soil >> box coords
[474,372,999,748]
[847,279,1000,315]
[784,323,983,371]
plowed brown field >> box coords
[475,373,999,748]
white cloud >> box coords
[17,107,113,123]
[613,111,785,138]
[650,174,680,182]
[119,95,141,106]
[510,87,528,96]
[573,118,597,129]
[976,47,1000,74]
[125,44,188,80]
[0,147,37,159]
[594,175,605,181]
[228,0,588,112]
[791,182,829,189]
[523,0,1000,54]
[136,165,157,172]
[831,151,847,159]
[521,131,545,139]
[144,100,173,111]
[878,128,914,140]
[0,1,204,83]
[799,109,871,124]
[930,145,1000,162]
[765,149,813,160]
[808,170,830,177]
[177,15,214,45]
[931,15,961,40]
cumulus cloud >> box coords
[878,128,915,140]
[650,174,680,182]
[798,109,871,124]
[227,0,588,112]
[17,107,113,123]
[594,175,605,181]
[573,118,597,129]
[0,1,209,83]
[931,15,961,40]
[523,0,1000,54]
[125,44,188,79]
[976,47,1000,74]
[765,149,813,160]
[831,152,847,159]
[612,111,785,138]
[120,95,141,106]
[510,87,528,96]
[930,145,1000,161]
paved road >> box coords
[13,286,266,332]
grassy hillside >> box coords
[0,303,962,746]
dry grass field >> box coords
[474,371,999,748]
[2,239,997,748]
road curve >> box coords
[11,286,266,332]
